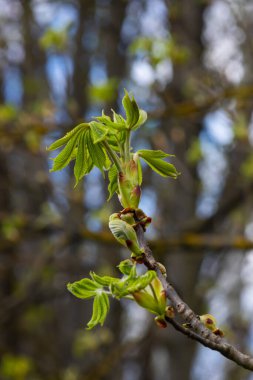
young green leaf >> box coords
[74,131,93,186]
[122,90,139,129]
[67,278,100,299]
[131,109,147,131]
[108,164,118,200]
[109,213,144,256]
[112,109,126,125]
[86,130,107,172]
[138,149,174,159]
[126,270,157,293]
[96,112,125,131]
[90,272,120,287]
[117,259,135,276]
[133,154,143,185]
[89,121,108,143]
[138,149,179,178]
[50,130,82,172]
[47,123,88,151]
[133,291,162,315]
[86,292,110,330]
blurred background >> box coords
[1,0,253,379]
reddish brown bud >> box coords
[126,239,133,249]
[213,328,224,337]
[131,254,144,263]
[154,316,167,329]
[121,208,135,214]
[135,208,146,220]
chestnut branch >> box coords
[136,224,253,371]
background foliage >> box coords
[1,0,253,379]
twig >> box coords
[135,224,253,371]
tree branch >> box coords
[2,215,253,252]
[135,224,253,371]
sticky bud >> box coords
[154,316,167,329]
[199,314,217,332]
[135,209,146,220]
[165,306,175,319]
[157,262,167,276]
[213,328,224,337]
[109,214,144,256]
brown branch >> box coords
[151,84,253,120]
[135,224,253,371]
[2,215,253,252]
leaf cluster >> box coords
[67,260,157,329]
[47,90,179,199]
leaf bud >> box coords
[157,262,167,276]
[213,328,224,337]
[165,306,175,319]
[154,316,167,329]
[109,213,144,256]
[199,314,217,332]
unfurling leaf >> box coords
[126,270,157,293]
[109,213,144,256]
[50,131,82,172]
[133,291,161,314]
[117,259,135,276]
[122,90,140,129]
[90,121,108,143]
[47,123,88,151]
[138,149,179,178]
[86,130,107,173]
[74,131,93,186]
[108,164,118,200]
[90,272,120,287]
[67,278,100,299]
[87,292,110,330]
[131,109,147,131]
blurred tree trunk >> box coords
[154,1,207,379]
[21,0,48,104]
[64,0,92,236]
[95,1,128,379]
[0,0,51,365]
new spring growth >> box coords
[118,154,142,209]
[119,208,152,230]
[183,314,224,336]
[47,90,179,331]
[109,213,144,257]
[109,208,152,257]
[47,90,179,209]
[133,276,167,328]
[198,314,224,337]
